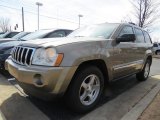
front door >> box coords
[112,25,137,79]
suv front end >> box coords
[5,45,77,100]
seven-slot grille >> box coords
[11,46,35,65]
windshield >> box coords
[68,23,119,39]
[12,32,29,40]
[20,29,53,41]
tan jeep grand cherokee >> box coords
[5,23,153,113]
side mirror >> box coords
[116,34,136,43]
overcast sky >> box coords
[0,0,160,41]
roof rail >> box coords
[128,22,136,25]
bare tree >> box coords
[131,0,160,28]
[0,17,10,32]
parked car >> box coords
[0,32,19,39]
[0,29,72,70]
[0,32,30,44]
[5,23,152,113]
[0,32,5,35]
[153,42,160,55]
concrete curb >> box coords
[121,79,160,120]
[0,110,6,120]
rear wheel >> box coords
[66,66,104,113]
[136,59,151,81]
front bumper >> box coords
[5,58,77,100]
[0,54,10,69]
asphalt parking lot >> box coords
[0,58,160,120]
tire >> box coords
[156,50,160,55]
[136,59,151,81]
[65,66,104,113]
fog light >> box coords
[33,74,44,87]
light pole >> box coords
[78,14,83,28]
[36,2,43,30]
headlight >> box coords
[32,47,63,66]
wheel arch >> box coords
[65,59,109,94]
[146,55,152,65]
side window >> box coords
[45,31,66,38]
[153,43,158,47]
[7,33,18,38]
[143,31,152,43]
[65,30,72,36]
[135,28,145,43]
[119,26,134,37]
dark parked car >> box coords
[153,42,160,55]
[0,29,72,70]
[0,32,5,35]
[0,32,30,44]
[0,32,19,39]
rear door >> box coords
[133,28,146,71]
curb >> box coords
[0,110,6,120]
[121,81,160,120]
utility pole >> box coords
[22,7,25,31]
[78,14,83,28]
[36,2,43,30]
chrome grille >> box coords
[11,46,35,65]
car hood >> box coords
[21,37,108,47]
[0,41,22,50]
[0,38,16,43]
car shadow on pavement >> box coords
[0,93,50,120]
[100,75,139,104]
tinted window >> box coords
[135,28,145,43]
[12,32,30,40]
[20,29,54,41]
[119,26,134,37]
[153,43,158,47]
[46,31,66,38]
[143,31,152,43]
[65,30,72,36]
[0,32,11,38]
[68,23,119,39]
[6,32,18,38]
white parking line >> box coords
[0,110,6,120]
[8,78,16,81]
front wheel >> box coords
[66,66,104,113]
[136,59,151,81]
